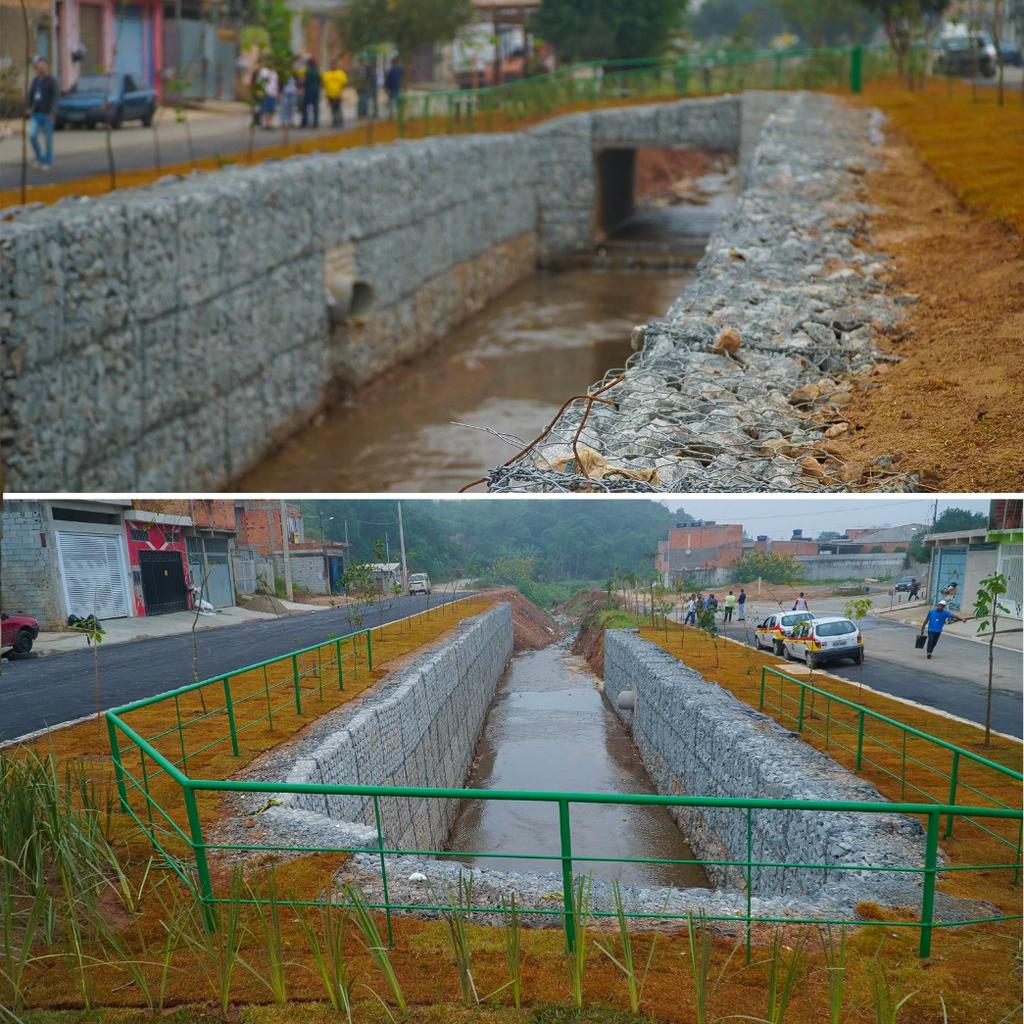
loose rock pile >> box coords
[487,93,913,493]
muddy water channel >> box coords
[447,642,709,889]
[243,269,691,492]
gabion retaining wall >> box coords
[602,630,929,908]
[254,603,513,855]
[2,94,752,490]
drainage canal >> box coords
[240,156,735,493]
[446,639,710,889]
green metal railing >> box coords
[758,665,1024,857]
[390,45,887,140]
[104,623,1021,962]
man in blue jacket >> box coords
[920,599,963,659]
[26,56,58,170]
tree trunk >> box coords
[985,612,996,745]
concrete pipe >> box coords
[326,273,375,324]
[616,689,637,712]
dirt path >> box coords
[834,129,1024,490]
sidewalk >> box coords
[874,603,1023,652]
[25,599,329,656]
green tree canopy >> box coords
[731,550,801,584]
[339,0,474,62]
[533,0,685,62]
[933,507,988,533]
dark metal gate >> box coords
[138,550,188,615]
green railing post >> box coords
[558,799,576,951]
[373,795,395,947]
[918,811,940,958]
[396,94,405,137]
[174,694,188,772]
[366,629,373,671]
[183,782,217,930]
[797,686,807,733]
[139,746,154,830]
[850,44,863,94]
[291,654,302,714]
[263,665,274,730]
[106,716,129,811]
[759,666,766,708]
[945,750,960,838]
[336,637,344,690]
[855,709,865,770]
[222,677,240,757]
[745,806,753,963]
[423,94,430,136]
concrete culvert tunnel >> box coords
[594,145,737,255]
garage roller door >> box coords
[56,531,131,619]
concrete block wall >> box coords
[603,630,929,910]
[260,603,513,854]
[3,93,768,491]
[0,500,63,626]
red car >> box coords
[1,611,40,655]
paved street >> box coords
[717,595,1023,738]
[0,97,373,190]
[0,592,471,743]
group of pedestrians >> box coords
[682,589,748,625]
[253,53,403,132]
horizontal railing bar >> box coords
[182,778,1021,820]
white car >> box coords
[753,611,816,656]
[408,573,432,595]
[783,615,864,668]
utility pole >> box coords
[279,500,294,601]
[396,501,409,595]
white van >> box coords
[408,572,432,595]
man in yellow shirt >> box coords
[323,62,348,128]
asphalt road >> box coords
[718,597,1023,738]
[0,100,373,189]
[0,593,469,742]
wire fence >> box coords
[105,622,1022,962]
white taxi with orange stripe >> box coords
[753,611,815,656]
[782,616,864,669]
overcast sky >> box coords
[657,497,992,539]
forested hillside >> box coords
[301,500,688,583]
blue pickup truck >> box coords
[56,72,157,129]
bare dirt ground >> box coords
[483,586,564,650]
[833,129,1024,490]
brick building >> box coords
[657,522,744,585]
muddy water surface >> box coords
[241,268,691,492]
[447,643,709,888]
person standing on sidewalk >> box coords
[737,587,747,622]
[384,57,402,119]
[793,592,810,611]
[301,57,321,127]
[920,599,963,660]
[684,595,697,625]
[723,590,736,623]
[26,56,58,170]
[323,61,347,128]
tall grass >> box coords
[180,867,250,1017]
[344,882,407,1014]
[498,893,522,1009]
[820,926,847,1024]
[296,899,356,1021]
[593,880,661,1014]
[438,872,478,1007]
[565,874,593,1009]
[868,946,918,1024]
[246,870,289,1003]
[684,911,741,1024]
